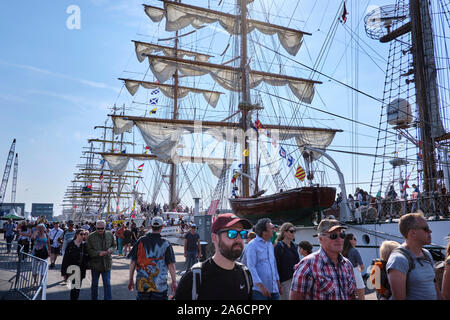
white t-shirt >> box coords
[48,228,64,248]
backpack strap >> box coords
[191,261,203,300]
[393,247,415,273]
[235,261,252,295]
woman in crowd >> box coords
[31,223,50,286]
[61,229,90,300]
[17,221,31,255]
[342,233,365,300]
[274,223,300,300]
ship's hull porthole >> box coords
[362,234,370,244]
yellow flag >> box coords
[243,149,249,157]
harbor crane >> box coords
[11,154,18,203]
[0,139,16,204]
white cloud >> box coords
[0,60,120,93]
[0,93,28,103]
[26,89,112,112]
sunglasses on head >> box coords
[322,231,346,240]
[220,229,248,240]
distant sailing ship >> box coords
[63,106,143,222]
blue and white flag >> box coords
[279,146,286,159]
[151,88,160,95]
[287,155,294,167]
[150,97,158,105]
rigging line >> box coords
[341,23,385,73]
[252,87,397,136]
[253,40,384,104]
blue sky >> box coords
[0,0,395,216]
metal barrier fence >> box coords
[350,193,450,223]
[0,241,48,300]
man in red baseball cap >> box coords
[174,213,253,300]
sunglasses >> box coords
[220,229,248,240]
[322,232,346,240]
[96,227,105,230]
[287,229,296,233]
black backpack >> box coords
[190,260,251,300]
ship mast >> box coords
[409,0,443,193]
[170,0,181,210]
[239,0,251,197]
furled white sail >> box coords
[135,121,185,162]
[113,117,134,135]
[121,79,221,108]
[103,155,130,176]
[133,41,212,63]
[295,131,337,161]
[147,56,316,104]
[145,2,305,56]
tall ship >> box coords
[99,0,342,227]
[66,0,449,265]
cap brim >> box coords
[328,225,347,233]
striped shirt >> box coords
[291,247,356,300]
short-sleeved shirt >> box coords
[63,230,77,245]
[347,247,364,268]
[184,232,200,252]
[174,258,253,300]
[386,246,437,300]
[128,233,176,293]
[48,228,64,248]
[4,223,16,237]
[291,247,356,300]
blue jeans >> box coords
[91,270,112,300]
[5,235,14,252]
[252,290,280,300]
[185,251,198,271]
[117,238,123,255]
[137,290,168,300]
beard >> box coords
[218,238,243,261]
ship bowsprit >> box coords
[228,186,336,226]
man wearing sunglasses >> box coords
[290,219,356,300]
[86,220,116,300]
[174,213,253,300]
[387,213,442,300]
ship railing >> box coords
[0,241,48,300]
[348,193,449,223]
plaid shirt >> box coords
[291,248,356,300]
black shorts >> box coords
[51,246,61,255]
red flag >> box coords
[341,2,348,23]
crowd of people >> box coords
[335,184,450,223]
[2,211,449,301]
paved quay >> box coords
[1,243,377,300]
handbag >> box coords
[34,247,49,260]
